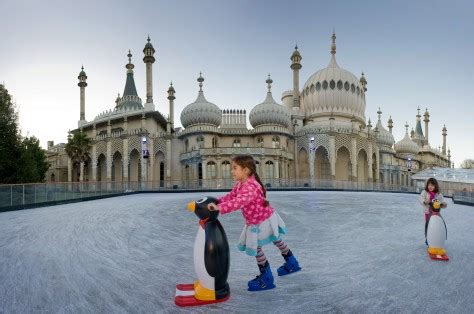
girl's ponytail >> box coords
[253,171,269,207]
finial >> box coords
[266,74,273,92]
[417,107,421,116]
[295,44,298,50]
[81,65,84,71]
[170,81,173,86]
[405,122,409,132]
[331,31,336,55]
[377,107,382,120]
[197,72,204,91]
[147,35,151,42]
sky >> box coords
[1,0,473,167]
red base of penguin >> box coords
[429,253,449,261]
[175,283,230,307]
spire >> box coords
[415,107,424,138]
[197,72,204,91]
[328,31,339,68]
[360,72,367,91]
[388,116,393,134]
[263,74,278,104]
[405,122,409,133]
[266,74,273,93]
[377,107,382,121]
[123,50,138,97]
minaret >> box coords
[115,93,121,108]
[77,66,87,127]
[290,44,302,108]
[423,108,430,146]
[448,147,451,166]
[388,116,393,134]
[167,82,175,132]
[143,35,156,110]
[442,125,447,155]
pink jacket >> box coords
[218,175,274,225]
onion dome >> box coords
[249,75,291,128]
[302,32,366,122]
[180,73,222,128]
[395,123,420,155]
[375,108,394,146]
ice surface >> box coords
[1,191,473,313]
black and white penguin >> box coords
[186,196,230,302]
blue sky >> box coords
[1,0,473,166]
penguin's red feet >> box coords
[175,283,230,307]
[429,253,449,261]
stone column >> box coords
[80,162,84,182]
[329,136,336,180]
[368,143,373,182]
[166,139,172,187]
[67,157,72,182]
[351,137,357,181]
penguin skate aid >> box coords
[207,155,301,292]
[174,196,231,307]
[419,178,449,261]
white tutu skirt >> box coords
[237,212,287,256]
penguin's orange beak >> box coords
[187,201,196,212]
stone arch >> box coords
[335,147,351,181]
[129,149,141,182]
[315,146,330,180]
[357,149,368,182]
[298,148,309,180]
[97,154,106,182]
[112,151,123,182]
[154,151,165,186]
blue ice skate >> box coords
[248,263,276,291]
[277,254,301,276]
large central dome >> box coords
[301,33,366,123]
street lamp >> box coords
[142,136,149,159]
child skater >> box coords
[207,155,301,291]
[419,177,447,245]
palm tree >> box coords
[65,132,92,181]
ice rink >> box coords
[1,191,473,313]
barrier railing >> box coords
[0,179,422,209]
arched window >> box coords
[351,84,355,93]
[265,161,274,179]
[316,82,321,91]
[344,81,350,91]
[196,136,204,149]
[322,80,328,90]
[185,139,189,152]
[356,86,360,95]
[256,136,264,147]
[330,80,335,90]
[233,138,241,148]
[337,80,343,90]
[272,136,280,149]
[206,161,217,179]
[222,161,231,179]
[310,84,314,93]
[212,137,218,148]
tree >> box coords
[0,84,22,183]
[460,159,474,169]
[17,136,49,183]
[65,132,92,181]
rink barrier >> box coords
[0,179,467,212]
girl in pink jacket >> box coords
[208,155,301,291]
